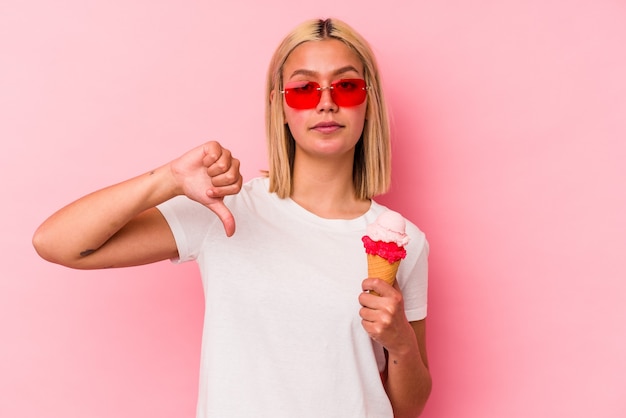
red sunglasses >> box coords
[280,78,368,110]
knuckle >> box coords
[204,141,220,155]
[380,314,392,327]
[209,140,223,149]
[390,292,403,306]
[221,147,232,159]
[212,160,229,173]
[221,171,237,184]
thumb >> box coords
[206,200,236,237]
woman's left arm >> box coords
[359,279,432,418]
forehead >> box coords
[282,39,364,79]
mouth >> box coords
[311,121,344,134]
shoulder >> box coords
[223,176,276,211]
[225,176,270,201]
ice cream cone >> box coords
[367,254,400,286]
[362,210,409,295]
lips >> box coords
[311,121,344,133]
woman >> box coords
[33,18,431,418]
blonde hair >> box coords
[265,18,391,199]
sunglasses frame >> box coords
[280,78,369,110]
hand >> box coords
[169,141,242,236]
[358,278,415,354]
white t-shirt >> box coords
[157,177,429,418]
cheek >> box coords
[284,109,307,131]
[353,106,368,133]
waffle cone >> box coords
[367,254,400,286]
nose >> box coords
[316,86,338,112]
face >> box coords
[279,39,368,160]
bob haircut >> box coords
[265,18,391,200]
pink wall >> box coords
[2,1,625,417]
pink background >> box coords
[2,1,625,417]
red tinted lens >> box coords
[281,79,367,109]
[330,79,367,107]
[282,81,321,109]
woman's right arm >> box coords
[32,141,242,270]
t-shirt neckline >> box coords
[259,177,380,232]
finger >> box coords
[360,294,393,321]
[358,291,371,308]
[202,141,223,166]
[207,181,242,198]
[203,146,232,177]
[207,164,242,198]
[360,319,385,344]
[362,277,395,297]
[360,280,380,305]
[359,305,378,323]
[206,200,236,237]
[208,158,241,189]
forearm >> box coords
[384,324,432,418]
[33,164,178,266]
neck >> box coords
[290,151,370,219]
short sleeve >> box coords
[398,224,429,322]
[156,196,219,263]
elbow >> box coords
[32,225,57,263]
[32,225,73,267]
[33,225,105,270]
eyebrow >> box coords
[288,65,362,79]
